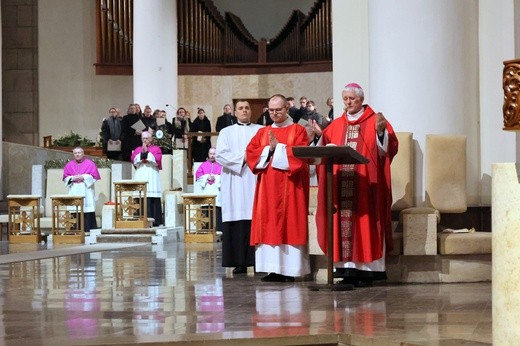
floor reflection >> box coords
[254,286,309,338]
[195,279,224,333]
[0,241,492,345]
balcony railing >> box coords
[95,0,332,75]
[96,0,134,75]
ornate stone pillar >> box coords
[503,59,520,129]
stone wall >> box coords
[2,142,79,196]
[2,0,38,145]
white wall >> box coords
[369,0,481,205]
[0,4,3,199]
[331,0,369,118]
[38,0,133,145]
[133,0,177,110]
[479,0,517,205]
[332,0,516,207]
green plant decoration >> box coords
[52,131,96,147]
[44,159,69,170]
[44,158,113,170]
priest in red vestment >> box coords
[315,83,398,287]
[246,94,310,283]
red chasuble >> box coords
[315,105,398,263]
[246,124,310,246]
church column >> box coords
[478,0,516,205]
[133,0,177,114]
[333,1,482,204]
[368,0,481,205]
[491,2,520,344]
[331,0,369,119]
[0,4,3,199]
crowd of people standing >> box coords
[98,88,397,288]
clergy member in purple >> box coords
[195,147,223,194]
[63,147,101,232]
[195,147,223,232]
[131,131,163,226]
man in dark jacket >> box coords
[215,104,237,132]
[101,107,122,160]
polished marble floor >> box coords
[0,241,491,345]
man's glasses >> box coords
[268,108,284,114]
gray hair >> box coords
[343,85,364,99]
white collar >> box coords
[347,108,364,121]
[272,117,293,128]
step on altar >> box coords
[85,226,183,245]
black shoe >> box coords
[337,277,357,285]
[261,273,295,282]
[333,268,348,278]
[261,273,278,282]
[354,279,373,288]
[232,266,248,274]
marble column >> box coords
[478,0,516,205]
[331,0,369,119]
[492,162,520,344]
[133,0,177,113]
[0,4,3,199]
[367,0,480,204]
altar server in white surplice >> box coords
[216,100,262,275]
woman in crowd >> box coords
[190,108,212,163]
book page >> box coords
[131,119,146,131]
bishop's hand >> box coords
[376,112,387,135]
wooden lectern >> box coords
[293,145,369,291]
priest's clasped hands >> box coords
[268,130,278,151]
[72,175,84,183]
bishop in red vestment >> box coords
[315,83,398,287]
[246,94,310,282]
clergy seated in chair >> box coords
[62,147,101,232]
[131,131,163,227]
[195,147,223,233]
